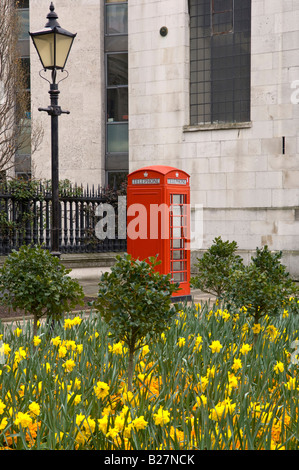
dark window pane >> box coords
[105,35,128,53]
[212,12,233,35]
[213,0,233,11]
[17,0,29,8]
[106,4,128,35]
[21,58,30,91]
[107,171,128,189]
[107,88,128,122]
[107,54,128,86]
[107,123,128,153]
[18,9,29,41]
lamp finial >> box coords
[45,2,60,28]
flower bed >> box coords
[0,298,299,450]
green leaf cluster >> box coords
[0,244,84,334]
[93,253,180,390]
[190,236,244,298]
[224,245,298,323]
[95,253,179,346]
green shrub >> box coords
[190,236,244,299]
[224,245,298,325]
[93,253,179,391]
[0,244,84,335]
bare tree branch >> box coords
[0,0,43,175]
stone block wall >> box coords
[30,0,106,186]
[129,0,299,278]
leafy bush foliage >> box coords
[190,237,244,298]
[224,245,298,324]
[0,244,84,335]
[94,253,179,390]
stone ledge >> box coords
[183,122,252,132]
[60,252,122,269]
[191,249,299,281]
[0,252,123,269]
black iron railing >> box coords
[0,181,127,255]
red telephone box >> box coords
[127,165,191,301]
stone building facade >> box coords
[29,0,299,278]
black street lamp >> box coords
[30,2,76,257]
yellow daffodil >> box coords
[274,361,284,374]
[252,324,261,334]
[153,406,170,426]
[240,343,252,355]
[33,336,41,347]
[94,381,110,399]
[232,358,242,372]
[29,402,40,417]
[62,359,76,372]
[132,416,148,430]
[209,340,222,353]
[177,337,186,348]
[0,400,6,415]
[14,411,32,428]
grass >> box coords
[0,296,299,450]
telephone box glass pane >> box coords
[172,216,184,227]
[172,261,186,271]
[172,239,185,249]
[172,194,184,204]
[173,272,187,282]
[172,250,185,260]
[172,227,183,238]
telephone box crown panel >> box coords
[127,166,190,186]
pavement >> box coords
[0,261,216,326]
[69,267,216,305]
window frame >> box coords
[187,0,251,130]
[105,1,128,37]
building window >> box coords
[105,1,128,182]
[106,53,128,154]
[107,171,128,190]
[107,53,128,87]
[212,0,234,35]
[189,0,251,126]
[16,1,31,178]
[106,1,128,35]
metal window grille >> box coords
[190,0,251,125]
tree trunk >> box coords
[127,345,135,392]
[33,314,38,337]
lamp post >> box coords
[30,2,76,257]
